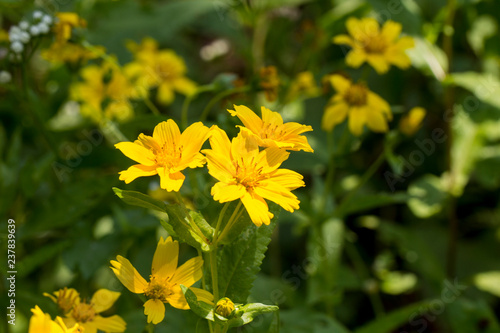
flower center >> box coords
[55,288,78,314]
[344,83,368,106]
[144,276,174,302]
[362,35,387,54]
[259,122,285,140]
[71,302,96,323]
[234,157,265,189]
[155,143,182,169]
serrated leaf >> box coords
[354,301,433,333]
[227,303,279,329]
[217,205,279,303]
[113,187,168,212]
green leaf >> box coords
[113,187,168,212]
[226,303,279,329]
[190,210,215,243]
[354,301,433,333]
[181,285,218,321]
[446,298,500,333]
[473,271,500,297]
[280,308,351,333]
[217,205,279,303]
[407,37,448,80]
[467,15,497,55]
[407,174,447,218]
[380,271,418,295]
[447,71,500,111]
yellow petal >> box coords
[152,236,179,278]
[153,120,181,147]
[157,82,175,105]
[81,322,98,333]
[92,315,126,332]
[365,109,389,133]
[346,17,362,40]
[165,287,189,310]
[115,142,156,166]
[253,184,300,212]
[29,306,63,333]
[157,168,185,192]
[348,107,367,136]
[172,77,197,96]
[381,20,402,42]
[228,105,263,134]
[260,106,284,127]
[240,192,273,227]
[118,164,158,184]
[212,182,247,203]
[171,256,203,287]
[258,147,290,174]
[367,54,390,74]
[190,287,214,305]
[322,102,349,131]
[179,122,211,162]
[90,289,121,314]
[266,168,305,191]
[346,49,367,68]
[332,34,355,46]
[110,255,148,294]
[329,75,351,94]
[144,299,165,324]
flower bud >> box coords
[215,297,235,318]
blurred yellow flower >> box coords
[322,74,392,136]
[54,12,87,43]
[45,288,126,333]
[259,66,280,102]
[126,37,158,56]
[41,42,103,65]
[203,126,305,227]
[28,306,82,333]
[71,63,138,123]
[228,105,314,152]
[0,29,9,42]
[115,120,210,192]
[110,237,213,324]
[124,38,197,105]
[399,107,426,136]
[333,17,414,74]
[287,71,320,100]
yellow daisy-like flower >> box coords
[124,39,197,105]
[333,17,414,74]
[29,306,82,333]
[229,105,314,152]
[110,237,214,324]
[54,12,87,43]
[45,288,126,333]
[399,107,426,136]
[322,74,391,136]
[203,126,305,226]
[287,71,320,100]
[71,63,138,123]
[115,120,210,192]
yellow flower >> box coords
[228,105,314,152]
[399,107,426,136]
[0,29,9,42]
[203,127,305,227]
[333,17,414,74]
[54,12,87,43]
[115,120,210,192]
[110,237,213,324]
[215,297,235,318]
[45,288,126,333]
[126,37,158,57]
[287,71,320,100]
[71,63,137,123]
[41,42,103,65]
[322,74,391,136]
[259,66,280,102]
[29,306,82,333]
[124,39,197,105]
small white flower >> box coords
[19,21,30,30]
[8,26,22,42]
[38,23,50,34]
[19,31,30,43]
[33,11,43,19]
[11,41,24,54]
[30,26,40,36]
[42,15,53,25]
[0,71,12,84]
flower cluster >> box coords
[8,11,53,61]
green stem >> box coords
[252,13,270,72]
[199,86,251,123]
[174,191,208,244]
[147,322,154,333]
[345,241,385,318]
[215,203,231,241]
[337,152,385,217]
[181,85,215,129]
[144,97,161,116]
[217,201,243,244]
[210,249,219,302]
[319,130,336,215]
